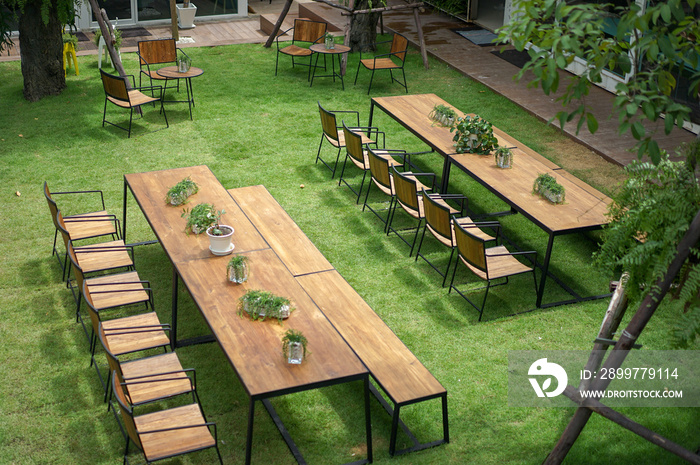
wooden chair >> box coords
[415,189,495,287]
[44,182,119,280]
[137,38,187,88]
[388,166,458,257]
[275,19,327,79]
[98,322,197,408]
[112,370,223,465]
[354,33,409,94]
[100,69,168,138]
[317,102,382,178]
[338,121,395,203]
[56,210,135,301]
[449,221,537,321]
[362,147,410,231]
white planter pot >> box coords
[176,3,197,29]
[207,224,234,255]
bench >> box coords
[228,185,449,456]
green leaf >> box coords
[630,121,645,140]
[586,113,598,133]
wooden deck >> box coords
[3,0,695,167]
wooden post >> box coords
[413,6,428,69]
[170,0,179,41]
[264,0,294,48]
[543,208,700,465]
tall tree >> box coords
[1,0,76,101]
[347,0,381,51]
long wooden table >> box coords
[369,94,612,307]
[122,165,371,465]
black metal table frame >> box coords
[156,67,201,120]
[122,178,374,465]
[310,45,349,90]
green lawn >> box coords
[0,39,697,465]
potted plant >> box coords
[165,177,198,206]
[282,329,308,364]
[324,32,334,49]
[177,54,191,73]
[238,289,293,322]
[429,104,457,127]
[494,146,514,169]
[226,255,249,283]
[182,203,223,234]
[207,222,234,255]
[533,173,565,204]
[176,1,197,29]
[451,115,498,155]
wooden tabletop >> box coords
[124,166,367,398]
[156,65,204,79]
[310,43,350,54]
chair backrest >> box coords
[293,19,327,44]
[342,122,365,167]
[66,242,86,293]
[138,38,177,66]
[392,166,420,215]
[55,211,72,250]
[112,369,143,450]
[81,278,103,336]
[368,148,393,192]
[44,182,60,230]
[318,102,339,142]
[454,220,488,273]
[100,69,129,103]
[421,189,453,243]
[98,323,125,386]
[390,33,409,63]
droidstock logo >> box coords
[528,358,568,398]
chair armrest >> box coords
[330,109,360,126]
[50,189,107,210]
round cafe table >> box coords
[309,43,351,90]
[156,65,204,120]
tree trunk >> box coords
[348,0,380,52]
[19,0,65,102]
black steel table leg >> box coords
[536,232,556,307]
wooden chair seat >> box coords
[134,404,216,462]
[332,129,375,148]
[61,211,117,240]
[73,240,133,274]
[119,352,193,405]
[101,311,170,356]
[279,44,314,57]
[360,57,400,70]
[462,245,533,280]
[86,271,150,311]
[426,215,490,248]
[107,89,160,109]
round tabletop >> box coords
[310,43,351,55]
[157,66,204,79]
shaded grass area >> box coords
[0,39,697,465]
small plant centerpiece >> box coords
[429,104,457,127]
[165,177,198,206]
[177,54,191,73]
[206,221,234,255]
[533,173,565,204]
[239,289,294,321]
[282,329,308,364]
[324,32,334,49]
[451,115,498,155]
[494,146,514,169]
[182,203,223,234]
[226,255,249,283]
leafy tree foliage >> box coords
[497,0,700,163]
[595,141,700,346]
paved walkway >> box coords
[4,0,695,166]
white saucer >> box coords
[210,243,235,256]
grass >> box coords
[0,38,698,465]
